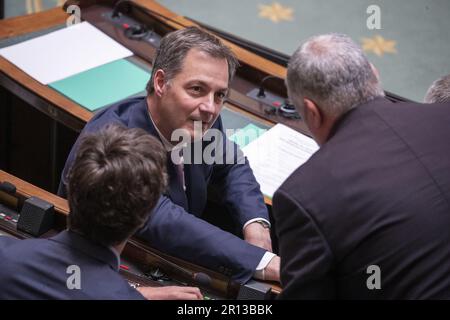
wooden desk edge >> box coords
[0,7,67,39]
[0,170,69,214]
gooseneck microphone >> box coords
[257,75,283,98]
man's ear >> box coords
[370,63,380,81]
[303,98,324,130]
[153,69,166,97]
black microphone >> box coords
[0,181,16,195]
[146,249,213,289]
[193,272,212,288]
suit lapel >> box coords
[166,154,189,211]
[183,163,208,217]
[128,99,190,210]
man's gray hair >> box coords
[286,33,384,117]
[424,74,450,103]
[146,26,239,94]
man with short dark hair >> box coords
[424,73,450,103]
[273,33,450,299]
[58,27,280,284]
[0,124,203,299]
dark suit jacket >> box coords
[0,231,144,299]
[58,97,268,283]
[273,97,450,299]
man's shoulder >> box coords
[275,99,400,199]
[274,135,346,208]
[0,237,56,259]
[0,235,20,253]
[276,150,327,198]
[362,97,450,128]
[0,236,46,250]
[275,97,450,206]
[0,239,143,299]
[86,96,148,131]
[0,237,55,278]
[0,234,18,244]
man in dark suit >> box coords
[273,33,450,299]
[58,27,280,284]
[0,124,202,299]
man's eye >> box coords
[190,86,202,93]
[216,92,226,100]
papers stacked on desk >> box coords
[0,22,133,84]
[0,22,150,111]
[241,123,319,199]
[48,59,149,111]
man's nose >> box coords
[199,93,216,115]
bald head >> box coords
[424,74,450,103]
[286,33,384,117]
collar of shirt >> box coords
[50,230,120,271]
[147,109,186,154]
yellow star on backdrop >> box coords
[259,2,294,23]
[361,35,397,57]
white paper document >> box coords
[0,22,133,84]
[242,123,319,199]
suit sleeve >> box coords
[209,118,269,228]
[135,195,267,283]
[0,236,18,250]
[273,189,336,299]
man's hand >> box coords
[262,255,280,282]
[243,221,273,252]
[137,286,203,300]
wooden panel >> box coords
[0,7,67,39]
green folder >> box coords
[228,123,267,148]
[49,59,151,111]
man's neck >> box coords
[146,95,173,144]
[112,241,127,255]
[67,228,126,257]
[309,115,338,146]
